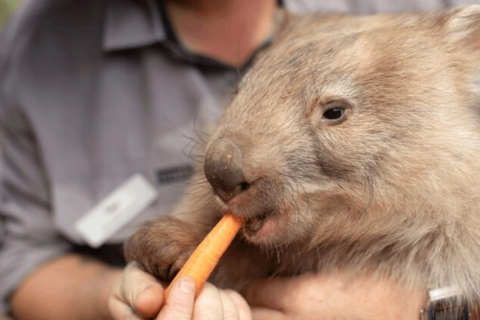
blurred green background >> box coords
[1,0,22,30]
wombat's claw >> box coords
[166,263,180,282]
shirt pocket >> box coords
[51,165,188,245]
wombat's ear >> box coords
[444,5,480,54]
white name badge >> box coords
[75,174,158,248]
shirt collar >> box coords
[103,0,167,52]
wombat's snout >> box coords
[204,138,251,203]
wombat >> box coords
[124,5,480,309]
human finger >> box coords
[109,301,143,320]
[192,282,223,320]
[223,289,252,320]
[250,307,285,320]
[158,276,196,320]
[110,262,164,319]
[217,290,240,320]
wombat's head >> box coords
[203,7,480,248]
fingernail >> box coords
[179,278,195,294]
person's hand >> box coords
[109,261,252,320]
[244,272,428,320]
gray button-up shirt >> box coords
[0,0,477,314]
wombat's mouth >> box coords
[243,210,279,239]
[244,213,268,234]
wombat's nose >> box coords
[204,138,249,203]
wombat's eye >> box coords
[322,108,345,120]
[314,99,352,125]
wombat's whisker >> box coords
[182,179,212,197]
[191,128,210,147]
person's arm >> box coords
[245,273,427,320]
[10,255,121,320]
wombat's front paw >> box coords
[124,216,201,282]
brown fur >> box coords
[125,5,480,306]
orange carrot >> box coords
[164,212,243,300]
